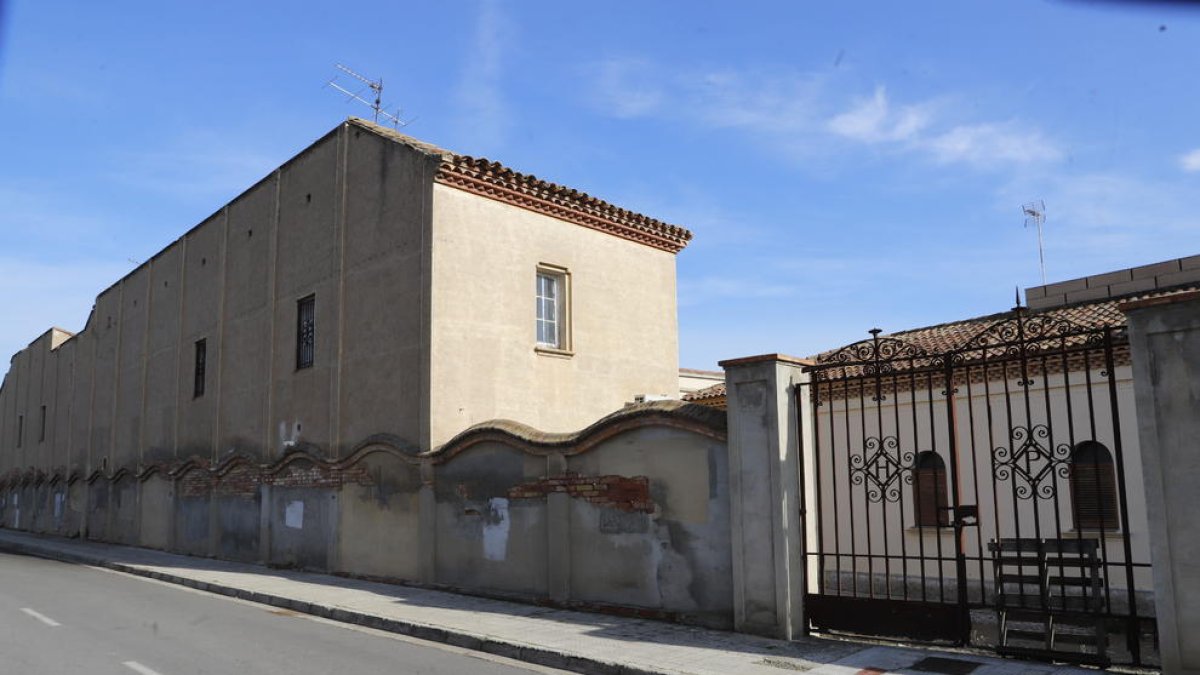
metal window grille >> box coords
[193,339,207,398]
[296,295,315,369]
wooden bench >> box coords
[988,537,1108,665]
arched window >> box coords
[914,451,949,527]
[1070,441,1119,530]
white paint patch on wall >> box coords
[284,500,304,529]
[53,492,64,519]
[279,420,302,448]
[482,497,510,561]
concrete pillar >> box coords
[720,353,811,640]
[1122,291,1200,675]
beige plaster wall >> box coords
[333,124,435,455]
[428,184,679,446]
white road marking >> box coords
[19,607,61,627]
[123,661,164,675]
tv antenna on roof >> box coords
[325,64,408,128]
[1022,200,1047,285]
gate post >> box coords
[1122,290,1200,675]
[720,353,811,640]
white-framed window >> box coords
[535,265,569,351]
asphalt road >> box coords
[0,551,566,675]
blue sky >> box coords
[1,1,1198,370]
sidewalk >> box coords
[0,529,1098,675]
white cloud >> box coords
[678,275,801,307]
[453,0,513,151]
[588,59,1059,172]
[995,170,1200,280]
[590,61,825,137]
[111,134,277,202]
[1179,148,1200,172]
[828,86,930,143]
[594,58,665,119]
[0,257,131,368]
[926,123,1062,167]
[690,69,824,134]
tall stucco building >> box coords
[0,118,693,476]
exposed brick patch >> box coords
[507,473,654,513]
[214,463,261,498]
[179,468,214,498]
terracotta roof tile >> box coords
[682,382,727,409]
[348,118,693,253]
[813,282,1200,365]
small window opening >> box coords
[193,339,207,398]
[535,267,569,350]
[914,451,949,527]
[296,295,315,369]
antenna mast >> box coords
[1022,200,1047,285]
[325,64,407,128]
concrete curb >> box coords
[0,534,659,675]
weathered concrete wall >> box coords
[337,450,422,581]
[423,402,729,623]
[86,478,110,542]
[0,402,732,630]
[111,473,140,546]
[334,126,433,456]
[269,485,335,570]
[435,442,550,598]
[1123,291,1200,675]
[217,178,274,461]
[0,121,437,492]
[214,463,261,562]
[564,425,732,627]
[174,467,212,557]
[139,473,173,550]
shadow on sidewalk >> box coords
[0,528,875,669]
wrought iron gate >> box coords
[797,308,1155,667]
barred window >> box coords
[913,451,949,527]
[193,339,207,398]
[1070,441,1119,530]
[296,295,315,370]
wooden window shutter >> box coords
[914,452,949,527]
[1070,441,1119,530]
